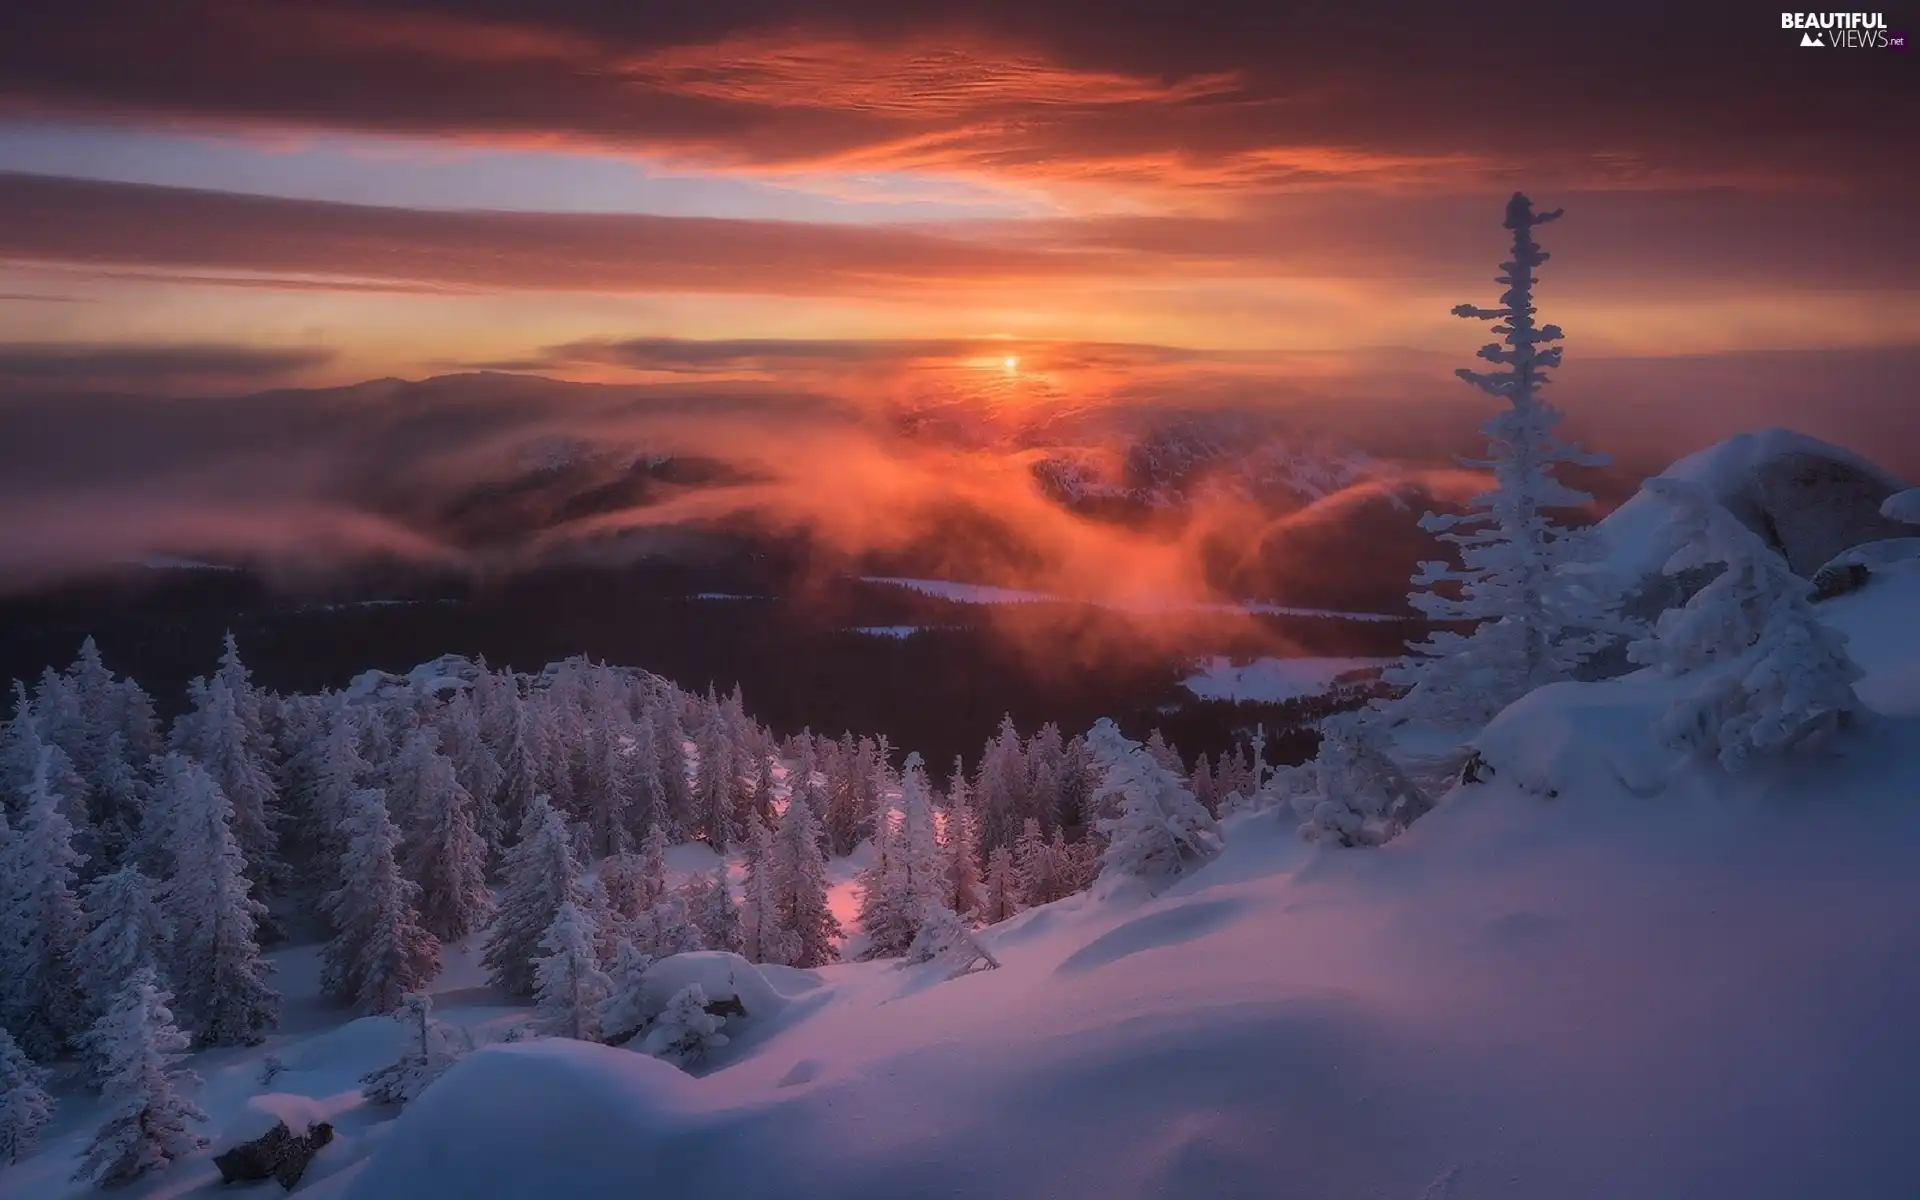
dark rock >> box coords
[1745,450,1910,576]
[703,995,748,1020]
[1811,561,1872,601]
[213,1120,334,1190]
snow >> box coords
[1883,488,1920,525]
[692,593,761,601]
[850,625,924,638]
[1596,428,1906,579]
[1180,656,1393,703]
[16,493,1920,1200]
[862,577,1401,621]
[127,555,238,572]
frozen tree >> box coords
[70,866,172,1034]
[631,888,703,959]
[582,718,637,860]
[640,983,728,1068]
[294,699,370,871]
[153,754,278,1046]
[1628,478,1864,769]
[598,852,648,928]
[73,969,207,1188]
[595,939,657,1045]
[438,691,503,856]
[0,746,89,1059]
[483,795,582,998]
[771,790,841,967]
[1087,720,1222,889]
[489,677,543,845]
[942,775,986,919]
[398,730,493,943]
[361,994,471,1105]
[322,790,441,1015]
[1386,193,1621,728]
[980,845,1021,925]
[635,824,672,911]
[532,901,614,1042]
[856,754,946,959]
[1883,487,1920,525]
[905,902,1001,978]
[172,669,283,894]
[973,716,1027,854]
[740,814,790,965]
[626,711,668,845]
[693,718,738,851]
[653,700,694,835]
[1283,712,1432,848]
[689,863,744,956]
[0,1028,51,1165]
[1012,817,1062,907]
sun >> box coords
[1002,356,1019,374]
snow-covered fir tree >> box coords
[291,697,371,878]
[532,901,614,1042]
[689,862,744,956]
[635,823,672,911]
[0,1028,51,1165]
[771,790,841,967]
[582,715,637,860]
[1012,817,1062,907]
[856,753,948,959]
[482,794,583,998]
[598,851,649,927]
[740,813,790,965]
[942,768,987,920]
[1281,712,1431,848]
[693,716,738,851]
[171,637,284,891]
[0,746,89,1059]
[70,865,172,1034]
[905,902,1001,977]
[1628,477,1864,768]
[1385,193,1621,728]
[595,939,657,1045]
[973,716,1027,855]
[322,789,440,1015]
[640,983,728,1068]
[631,887,704,959]
[1087,720,1223,889]
[73,969,207,1188]
[396,728,493,943]
[152,753,279,1046]
[436,690,504,857]
[980,845,1021,925]
[361,993,470,1105]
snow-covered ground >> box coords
[1180,656,1394,703]
[862,577,1402,622]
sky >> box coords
[0,0,1914,590]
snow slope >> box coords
[15,525,1919,1200]
[335,558,1920,1199]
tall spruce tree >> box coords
[322,789,441,1015]
[74,969,207,1187]
[1385,193,1621,727]
[482,795,583,998]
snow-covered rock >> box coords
[1883,487,1920,525]
[636,952,786,1030]
[1598,429,1911,579]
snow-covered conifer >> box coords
[0,1028,51,1165]
[171,667,283,891]
[1012,817,1061,907]
[532,901,613,1042]
[361,993,470,1105]
[635,824,671,911]
[598,851,648,927]
[1087,720,1222,889]
[942,773,986,919]
[1284,712,1429,848]
[771,790,840,967]
[857,754,947,959]
[1628,478,1864,768]
[905,902,1001,977]
[640,983,728,1068]
[740,814,790,965]
[973,716,1027,854]
[482,795,582,998]
[689,863,744,956]
[693,718,738,851]
[152,754,278,1045]
[73,969,207,1187]
[594,939,656,1045]
[0,746,89,1058]
[437,691,504,855]
[1386,193,1622,727]
[397,729,493,943]
[70,865,171,1032]
[322,790,440,1015]
[980,845,1021,925]
[631,888,703,959]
